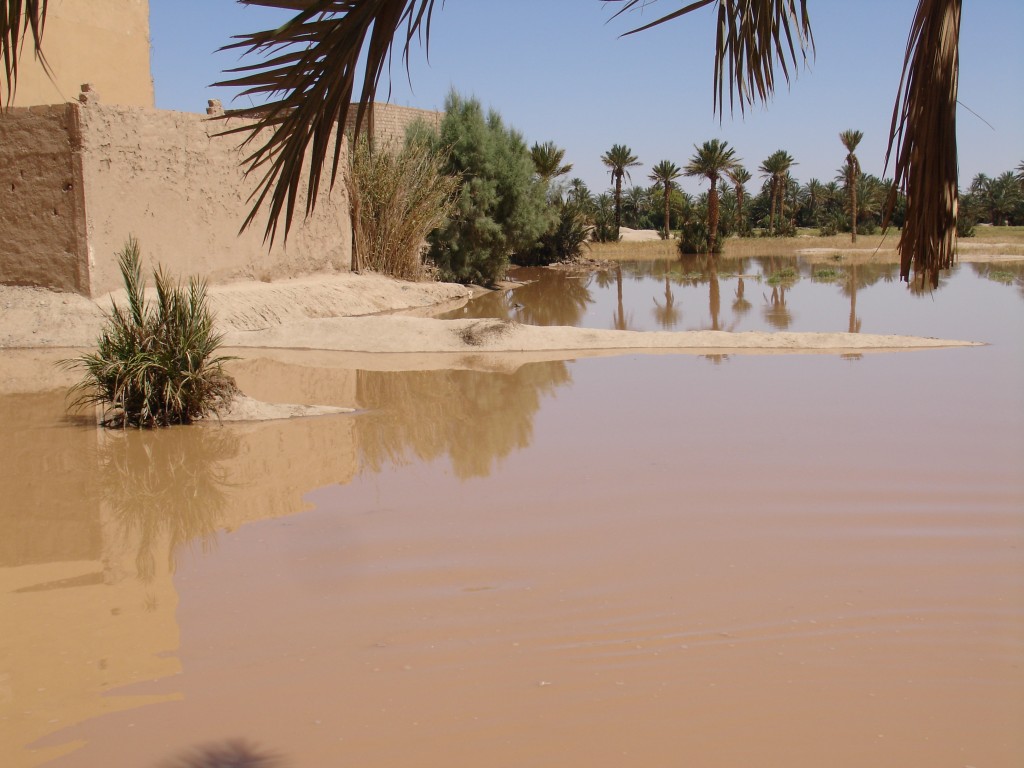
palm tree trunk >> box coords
[614,173,623,231]
[769,181,778,235]
[850,176,858,243]
[708,175,720,252]
[663,187,671,238]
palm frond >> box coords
[606,0,814,116]
[883,0,960,288]
[1,0,50,105]
[214,0,439,244]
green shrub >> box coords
[766,266,799,285]
[424,92,553,285]
[958,210,977,237]
[677,215,722,254]
[64,238,236,428]
[347,134,458,279]
[812,267,841,282]
[515,198,590,266]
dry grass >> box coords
[587,228,1024,265]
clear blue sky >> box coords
[150,0,1023,198]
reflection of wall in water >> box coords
[0,390,358,766]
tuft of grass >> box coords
[766,266,799,285]
[63,238,236,428]
[812,267,841,282]
[986,270,1016,284]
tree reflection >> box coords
[763,284,793,329]
[612,265,633,330]
[733,276,752,319]
[652,268,681,328]
[708,260,721,331]
[99,428,238,583]
[356,362,571,479]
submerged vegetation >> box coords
[64,238,236,428]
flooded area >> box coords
[2,256,1023,767]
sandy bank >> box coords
[0,269,983,400]
[225,316,980,355]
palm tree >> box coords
[684,139,739,253]
[840,129,864,242]
[801,178,824,227]
[725,166,752,235]
[601,144,641,232]
[3,0,965,287]
[759,150,796,235]
[649,160,682,238]
[531,141,573,183]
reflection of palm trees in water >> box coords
[355,362,571,480]
[733,276,752,319]
[763,284,793,330]
[612,265,633,330]
[846,264,863,334]
[652,267,681,328]
[100,428,238,583]
[708,260,721,331]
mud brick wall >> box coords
[344,103,443,149]
[1,101,351,297]
[0,104,90,293]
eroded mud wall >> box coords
[0,104,89,293]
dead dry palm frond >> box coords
[607,0,814,116]
[883,0,961,288]
[213,0,441,244]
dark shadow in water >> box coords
[355,361,571,480]
[162,740,282,768]
[99,427,239,583]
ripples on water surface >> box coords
[1,257,1022,767]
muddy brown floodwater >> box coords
[2,260,1023,767]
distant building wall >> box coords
[1,99,351,297]
[345,103,443,149]
[3,0,154,108]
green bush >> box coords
[677,215,722,254]
[425,92,553,285]
[347,133,458,279]
[64,238,236,428]
[515,198,590,266]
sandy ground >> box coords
[617,227,664,243]
[0,269,982,412]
